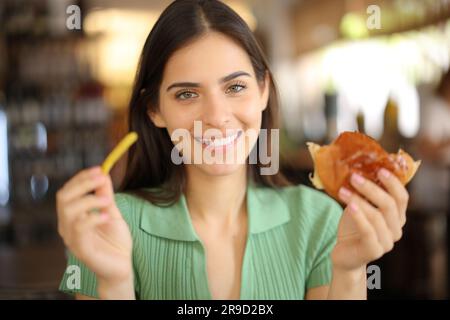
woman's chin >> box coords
[195,162,245,177]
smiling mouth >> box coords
[194,130,243,149]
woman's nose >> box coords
[200,94,231,128]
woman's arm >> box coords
[96,276,136,300]
[306,267,367,300]
[327,267,367,299]
[74,276,136,300]
[73,280,135,300]
[308,168,410,300]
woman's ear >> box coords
[147,108,167,128]
[260,72,270,111]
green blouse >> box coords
[59,184,343,299]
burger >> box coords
[307,131,421,202]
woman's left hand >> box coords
[331,168,409,272]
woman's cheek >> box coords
[162,104,197,131]
[234,98,263,127]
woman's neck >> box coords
[185,165,247,226]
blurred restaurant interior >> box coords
[0,0,449,299]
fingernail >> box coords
[351,173,365,185]
[378,168,390,179]
[339,187,352,200]
[349,202,359,214]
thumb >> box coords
[95,173,122,219]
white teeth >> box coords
[196,132,239,147]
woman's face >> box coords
[150,31,269,177]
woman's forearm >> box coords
[327,266,367,300]
[97,275,136,300]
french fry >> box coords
[101,132,138,174]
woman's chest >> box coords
[134,231,306,300]
[199,229,248,299]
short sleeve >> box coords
[305,198,343,290]
[59,250,99,298]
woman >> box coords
[57,0,409,300]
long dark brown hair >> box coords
[119,0,290,206]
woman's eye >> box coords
[176,91,198,100]
[226,84,246,94]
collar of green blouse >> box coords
[139,184,291,242]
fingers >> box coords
[347,173,403,241]
[57,168,107,206]
[62,166,102,193]
[68,212,110,252]
[340,187,394,252]
[64,194,112,221]
[346,194,394,253]
[58,194,112,239]
[56,166,116,241]
[377,168,409,227]
[345,202,384,261]
[74,212,110,237]
[93,173,121,220]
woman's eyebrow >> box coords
[166,71,251,92]
[219,71,251,83]
[166,82,200,91]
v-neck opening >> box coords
[181,184,252,300]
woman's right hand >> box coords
[56,166,133,288]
